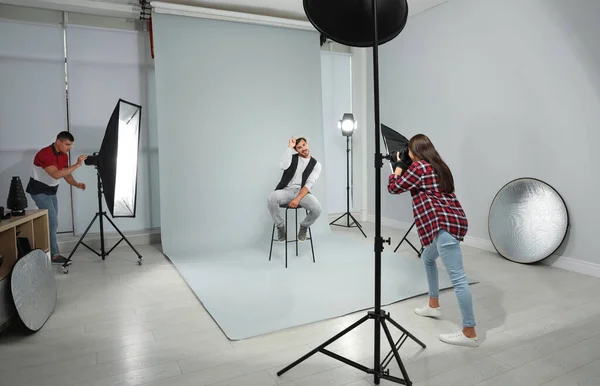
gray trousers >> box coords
[267,187,322,229]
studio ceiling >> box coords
[0,0,450,20]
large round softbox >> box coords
[303,0,409,47]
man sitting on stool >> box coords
[268,137,322,243]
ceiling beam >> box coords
[0,0,140,18]
[0,0,453,25]
[151,1,315,31]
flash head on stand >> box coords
[381,124,412,172]
[85,153,99,166]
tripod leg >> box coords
[385,314,427,349]
[66,213,99,262]
[102,214,143,262]
[405,239,419,254]
[62,213,100,274]
[277,314,370,376]
[329,212,346,225]
[348,213,367,238]
[381,319,412,386]
[394,222,415,253]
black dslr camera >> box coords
[394,148,412,172]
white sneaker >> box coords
[439,331,479,347]
[414,304,442,318]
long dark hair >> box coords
[408,134,454,193]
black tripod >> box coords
[62,168,143,274]
[394,222,424,257]
[329,136,367,238]
[278,1,425,384]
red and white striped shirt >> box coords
[387,160,468,247]
[25,144,69,196]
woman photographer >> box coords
[388,134,478,347]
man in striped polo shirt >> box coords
[26,131,87,264]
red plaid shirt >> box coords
[387,160,468,247]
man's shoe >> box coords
[277,226,286,243]
[298,226,308,242]
[51,255,69,265]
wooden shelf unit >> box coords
[0,209,50,281]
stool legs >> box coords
[285,208,288,268]
[268,206,315,268]
[308,227,315,263]
[269,224,275,261]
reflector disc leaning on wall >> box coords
[488,177,569,264]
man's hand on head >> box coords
[289,137,296,149]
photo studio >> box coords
[1,0,600,385]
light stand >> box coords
[61,98,144,274]
[394,221,424,257]
[278,1,425,385]
[61,166,143,274]
[329,113,367,237]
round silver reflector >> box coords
[11,249,57,331]
[488,178,569,264]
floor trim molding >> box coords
[57,228,161,253]
[366,215,600,279]
[545,255,600,279]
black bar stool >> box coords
[269,204,315,268]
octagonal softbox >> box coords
[303,0,409,47]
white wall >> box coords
[321,51,353,215]
[65,24,159,234]
[367,0,600,270]
[351,47,370,222]
[0,18,73,233]
[0,5,161,239]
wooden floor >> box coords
[1,220,600,386]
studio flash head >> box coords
[84,153,99,166]
[381,124,411,172]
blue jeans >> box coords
[421,229,476,328]
[30,193,59,257]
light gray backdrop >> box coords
[152,14,329,257]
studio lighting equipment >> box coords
[338,112,358,136]
[62,99,143,274]
[7,176,28,216]
[381,124,411,173]
[329,113,367,237]
[381,124,423,257]
[278,1,426,385]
